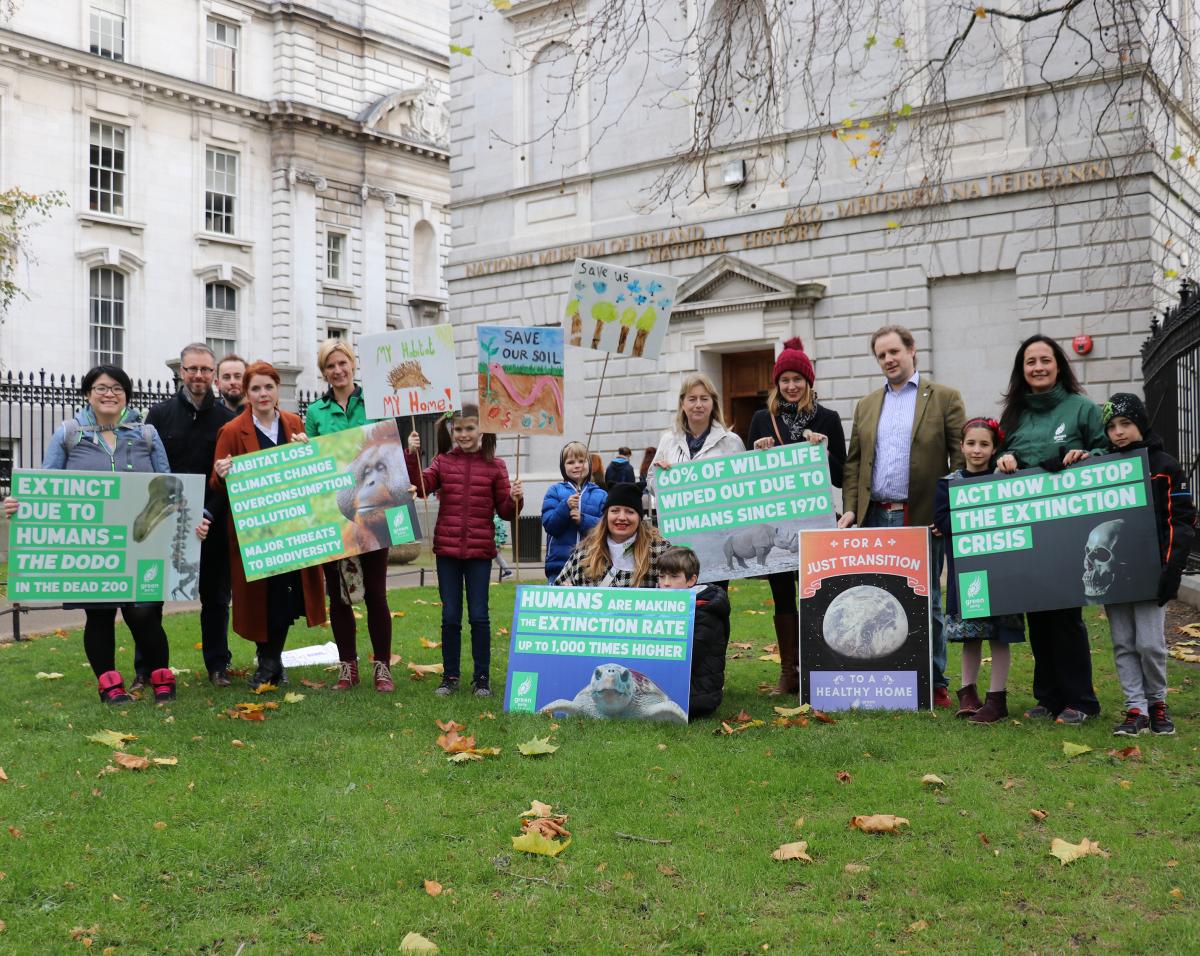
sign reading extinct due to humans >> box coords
[7,469,205,603]
[225,421,420,582]
[563,258,680,361]
[360,325,460,418]
[799,527,932,711]
[949,450,1160,618]
[505,586,695,724]
[654,445,836,584]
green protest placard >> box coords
[653,444,836,583]
[7,469,205,603]
[225,420,420,582]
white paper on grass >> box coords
[280,642,341,668]
[562,258,679,361]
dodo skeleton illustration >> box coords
[131,475,199,600]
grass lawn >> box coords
[0,579,1196,954]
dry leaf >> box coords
[1049,837,1109,865]
[0,767,7,783]
[436,720,467,732]
[813,710,836,724]
[836,770,852,784]
[520,800,556,819]
[230,739,245,748]
[300,678,326,690]
[771,840,813,862]
[424,879,443,897]
[87,729,137,747]
[1169,887,1184,899]
[251,682,278,695]
[794,817,805,829]
[727,709,753,724]
[7,826,22,838]
[731,642,753,650]
[771,716,809,727]
[773,705,812,717]
[306,932,324,943]
[112,752,150,771]
[716,719,764,735]
[468,747,501,756]
[400,931,439,953]
[850,814,909,834]
[1119,779,1133,790]
[1029,809,1048,822]
[408,662,444,680]
[843,863,870,874]
[758,653,782,664]
[1002,778,1017,790]
[909,919,929,932]
[447,752,482,763]
[436,730,476,753]
[1167,859,1179,867]
[512,830,571,856]
[921,774,946,787]
[656,863,678,876]
[151,757,178,767]
[153,821,167,830]
[283,692,305,704]
[522,816,571,839]
[391,610,407,619]
[1062,741,1092,757]
[518,736,558,756]
[35,671,64,680]
[1107,746,1141,761]
[418,637,441,649]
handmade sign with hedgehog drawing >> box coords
[360,325,461,419]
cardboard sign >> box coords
[477,325,565,435]
[563,258,680,360]
[359,325,460,418]
[654,444,836,583]
[799,527,932,711]
[7,469,205,603]
[225,420,420,582]
[505,586,695,724]
[948,450,1160,617]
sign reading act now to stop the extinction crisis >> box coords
[949,450,1161,618]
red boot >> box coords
[772,614,799,696]
[955,684,982,718]
[333,660,360,691]
[969,691,1008,724]
[150,667,176,703]
[373,660,394,693]
[97,670,132,705]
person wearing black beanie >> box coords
[554,482,671,588]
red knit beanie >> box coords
[772,337,815,386]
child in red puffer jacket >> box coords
[408,404,522,697]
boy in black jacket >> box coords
[658,546,731,719]
[1101,394,1196,736]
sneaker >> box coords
[150,667,176,703]
[472,676,492,698]
[1055,707,1089,725]
[932,686,953,709]
[1023,705,1055,720]
[373,660,394,694]
[97,670,133,705]
[1113,709,1150,736]
[1149,701,1176,736]
[499,568,513,580]
[434,676,459,696]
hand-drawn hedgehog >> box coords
[541,664,687,724]
[387,360,432,389]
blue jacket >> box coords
[541,480,607,577]
[42,407,170,474]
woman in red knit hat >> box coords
[747,337,846,696]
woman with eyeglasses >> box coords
[3,365,209,704]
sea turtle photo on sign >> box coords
[359,325,461,419]
[562,258,680,360]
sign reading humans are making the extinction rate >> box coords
[7,469,205,603]
[563,258,680,360]
[359,325,461,418]
[948,450,1160,618]
[654,444,836,584]
[505,586,695,724]
[799,527,932,711]
[477,325,565,435]
[225,421,420,582]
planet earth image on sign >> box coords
[821,585,908,659]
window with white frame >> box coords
[89,267,126,367]
[205,282,238,356]
[89,120,127,216]
[205,148,238,234]
[325,231,346,283]
[206,18,239,91]
[325,325,346,341]
[89,0,126,61]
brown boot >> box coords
[955,683,982,718]
[969,691,1008,724]
[773,614,799,696]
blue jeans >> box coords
[862,503,947,690]
[436,556,492,681]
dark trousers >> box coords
[436,556,492,681]
[324,549,392,663]
[766,571,797,614]
[1027,606,1099,715]
[84,605,169,678]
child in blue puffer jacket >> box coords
[541,441,607,583]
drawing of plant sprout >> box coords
[479,334,500,397]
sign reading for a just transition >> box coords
[949,450,1160,617]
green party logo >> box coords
[135,560,165,602]
[385,505,416,545]
[509,671,539,713]
[960,570,990,618]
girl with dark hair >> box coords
[995,335,1107,724]
[554,483,672,589]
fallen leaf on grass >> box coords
[0,767,7,783]
[400,931,439,953]
[850,814,909,834]
[716,719,764,735]
[1170,887,1184,899]
[771,840,813,862]
[153,821,167,830]
[418,637,441,650]
[230,739,245,748]
[35,672,64,680]
[773,704,812,717]
[726,709,754,724]
[1062,741,1092,757]
[251,682,278,695]
[731,642,753,650]
[512,830,571,856]
[921,774,946,787]
[412,599,430,605]
[1167,859,1180,867]
[522,816,571,838]
[300,678,326,690]
[228,708,266,721]
[843,863,870,874]
[306,932,324,943]
[758,653,782,664]
[391,611,407,619]
[408,662,444,680]
[424,879,443,897]
[70,924,99,941]
[151,757,178,767]
[518,736,558,756]
[1107,746,1141,760]
[909,919,929,932]
[113,752,151,770]
[1029,809,1048,822]
[772,716,809,727]
[1002,778,1018,790]
[657,863,678,876]
[447,752,482,763]
[836,770,852,784]
[520,800,556,819]
[812,710,836,724]
[1119,779,1133,789]
[436,720,466,733]
[7,826,22,838]
[87,729,137,747]
[1049,837,1109,865]
[436,731,476,753]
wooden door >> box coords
[721,349,775,446]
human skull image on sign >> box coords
[1082,518,1126,600]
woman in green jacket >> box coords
[997,335,1107,725]
[304,339,394,693]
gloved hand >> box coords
[1037,451,1067,473]
[1157,570,1181,607]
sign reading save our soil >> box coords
[562,258,680,361]
[359,325,461,419]
[477,325,565,435]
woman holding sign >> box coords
[555,483,672,588]
[212,361,327,690]
[747,338,846,696]
[649,374,745,482]
[996,334,1107,725]
[3,365,207,705]
[304,339,395,693]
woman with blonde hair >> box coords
[649,373,745,495]
[554,483,671,588]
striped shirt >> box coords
[870,371,920,502]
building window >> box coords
[89,0,126,61]
[326,231,346,283]
[206,18,239,91]
[205,281,238,356]
[325,325,346,341]
[89,120,127,216]
[205,148,237,234]
[89,267,126,367]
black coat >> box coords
[747,404,846,488]
[689,584,731,719]
[605,458,635,486]
[145,388,236,479]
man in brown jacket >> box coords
[839,325,965,707]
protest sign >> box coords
[799,527,932,711]
[7,469,205,604]
[948,450,1160,617]
[563,258,680,360]
[477,325,565,435]
[224,420,420,582]
[505,586,695,724]
[654,444,835,583]
[359,325,460,418]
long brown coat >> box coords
[210,409,327,643]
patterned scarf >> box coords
[684,426,711,459]
[776,400,818,443]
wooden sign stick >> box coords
[513,433,522,584]
[585,352,611,453]
[411,413,431,535]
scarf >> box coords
[684,426,711,459]
[776,400,818,443]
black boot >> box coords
[247,654,283,691]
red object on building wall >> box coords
[1072,335,1093,356]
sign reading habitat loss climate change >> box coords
[949,450,1160,618]
[799,527,932,711]
[7,469,205,603]
[654,444,836,584]
[505,586,695,724]
[360,325,461,418]
[225,421,420,582]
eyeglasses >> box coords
[90,384,126,396]
[181,365,216,376]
